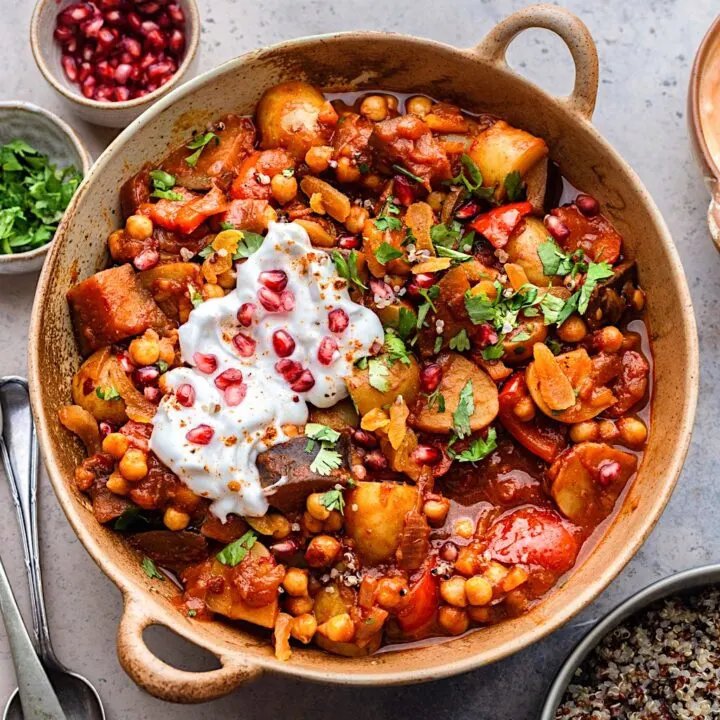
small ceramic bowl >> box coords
[0,102,91,275]
[30,0,201,129]
[540,564,720,719]
[689,16,720,250]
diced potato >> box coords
[505,217,562,287]
[71,347,128,424]
[344,482,418,565]
[370,297,416,331]
[467,120,548,201]
[414,353,498,434]
[137,262,202,321]
[502,316,548,365]
[308,398,359,430]
[346,354,420,416]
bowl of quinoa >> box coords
[542,564,720,720]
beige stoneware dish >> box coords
[28,4,698,704]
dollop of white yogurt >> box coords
[149,221,383,521]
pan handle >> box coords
[117,597,262,703]
[472,4,599,121]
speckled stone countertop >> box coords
[1,1,718,718]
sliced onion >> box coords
[58,404,101,455]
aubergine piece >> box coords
[257,435,352,514]
[129,531,209,573]
[120,167,152,219]
[585,261,639,330]
[87,478,133,525]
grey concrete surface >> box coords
[0,0,718,717]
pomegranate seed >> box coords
[269,538,299,559]
[257,286,281,312]
[337,234,360,250]
[412,445,441,466]
[167,4,185,25]
[114,62,132,82]
[104,9,123,24]
[133,248,159,270]
[272,329,296,357]
[82,377,94,395]
[455,200,479,220]
[544,214,570,243]
[476,323,498,347]
[94,84,115,102]
[176,383,195,407]
[193,352,217,374]
[414,272,436,289]
[58,3,93,26]
[232,332,256,357]
[145,29,167,50]
[78,62,92,82]
[393,175,415,206]
[66,37,78,53]
[145,81,159,93]
[186,424,214,445]
[140,19,159,34]
[237,303,256,327]
[96,60,114,80]
[81,16,104,37]
[133,366,159,386]
[168,28,185,54]
[364,450,388,471]
[259,270,288,292]
[318,336,338,365]
[123,36,142,57]
[114,86,131,102]
[99,422,114,439]
[275,359,303,383]
[405,282,422,298]
[79,42,95,62]
[144,386,162,403]
[280,290,295,311]
[126,11,142,31]
[290,370,315,392]
[139,1,161,14]
[328,308,349,333]
[439,541,458,562]
[214,368,244,390]
[159,74,173,87]
[576,193,600,217]
[157,12,172,29]
[419,363,443,394]
[54,26,76,44]
[130,64,142,82]
[148,60,172,79]
[352,429,378,449]
[369,278,394,302]
[224,383,247,406]
[61,55,78,82]
[97,26,117,49]
[598,460,621,486]
[118,352,134,373]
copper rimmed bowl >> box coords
[28,4,698,704]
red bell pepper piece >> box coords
[175,185,229,235]
[396,566,439,633]
[469,201,533,249]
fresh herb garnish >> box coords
[233,231,264,259]
[156,360,169,373]
[149,169,184,201]
[355,356,369,371]
[374,241,403,265]
[185,132,218,168]
[305,423,341,444]
[217,530,257,567]
[396,307,417,341]
[187,609,198,618]
[392,164,424,184]
[142,556,164,581]
[503,171,524,202]
[435,244,472,263]
[358,162,370,174]
[449,328,471,352]
[281,168,295,178]
[430,221,462,249]
[384,330,411,365]
[332,249,368,290]
[320,488,345,514]
[425,388,446,413]
[310,446,343,476]
[416,285,440,330]
[444,153,495,200]
[452,379,474,439]
[305,424,344,476]
[220,221,236,231]
[449,426,497,462]
[537,239,586,277]
[434,335,443,354]
[368,358,390,392]
[374,197,402,231]
[95,386,120,401]
[114,507,151,531]
[481,338,506,361]
[578,261,614,313]
[188,284,204,308]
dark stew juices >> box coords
[59,84,651,660]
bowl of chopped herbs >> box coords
[0,101,90,273]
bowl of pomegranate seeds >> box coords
[30,0,200,128]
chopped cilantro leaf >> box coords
[220,221,236,231]
[435,245,472,263]
[503,171,524,202]
[452,379,474,439]
[539,292,566,324]
[310,446,343,476]
[449,426,497,462]
[481,338,506,360]
[332,249,367,290]
[578,261,614,313]
[281,168,295,178]
[449,328,471,352]
[368,358,390,392]
[188,284,204,308]
[430,221,462,249]
[374,241,403,265]
[95,386,120,401]
[397,307,417,341]
[142,557,164,580]
[434,335,443,354]
[320,488,345,514]
[355,356,369,370]
[185,132,218,168]
[384,330,411,365]
[392,164,424,184]
[374,215,403,231]
[425,388,445,413]
[233,231,264,260]
[156,360,169,373]
[217,530,257,567]
[305,423,341,444]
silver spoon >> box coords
[0,378,104,720]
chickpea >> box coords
[305,535,342,568]
[375,577,408,611]
[437,606,469,635]
[74,466,95,491]
[345,206,369,235]
[500,566,529,593]
[291,614,317,644]
[102,432,129,460]
[384,95,398,111]
[318,613,355,643]
[163,507,190,531]
[158,337,176,366]
[596,326,624,353]
[617,416,647,448]
[306,493,331,521]
[631,288,646,312]
[454,518,474,539]
[202,283,225,300]
[323,511,343,533]
[283,568,309,597]
[598,419,619,443]
[285,595,314,616]
[465,575,493,606]
[267,513,292,539]
[336,157,361,184]
[271,173,298,204]
[427,191,446,212]
[362,173,383,192]
[454,545,483,577]
[125,214,154,241]
[302,510,324,534]
[106,471,129,496]
[129,331,160,367]
[570,420,599,443]
[118,448,148,482]
[557,315,587,343]
[423,498,450,526]
[359,95,388,122]
[440,576,468,608]
[483,561,509,586]
[108,230,125,259]
[406,95,433,117]
[512,396,536,422]
[305,146,333,174]
[467,605,491,624]
[217,269,237,290]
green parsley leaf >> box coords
[539,292,566,324]
[332,249,368,290]
[233,231,264,260]
[396,307,417,341]
[425,388,445,413]
[320,488,345,514]
[142,557,164,581]
[384,330,411,365]
[374,215,403,231]
[449,328,471,352]
[418,284,440,311]
[305,423,341,444]
[358,162,370,174]
[453,380,474,439]
[149,169,176,191]
[481,337,506,360]
[368,358,390,392]
[392,164,424,184]
[430,221,462,249]
[113,507,151,531]
[156,360,169,373]
[220,221,236,231]
[188,283,204,308]
[187,610,198,618]
[503,171,524,202]
[510,329,531,343]
[450,427,497,462]
[310,446,343,476]
[435,244,472,263]
[537,239,587,278]
[95,386,120,401]
[578,261,614,314]
[281,168,295,178]
[546,338,563,355]
[464,289,497,325]
[151,188,186,201]
[556,292,580,326]
[374,241,403,265]
[444,153,495,200]
[305,438,316,453]
[217,530,257,567]
[185,132,219,168]
[355,356,369,370]
[434,335,443,354]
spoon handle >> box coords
[0,378,58,668]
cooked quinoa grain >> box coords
[555,588,720,719]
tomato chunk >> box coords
[396,566,439,633]
[469,202,533,249]
[550,204,622,264]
